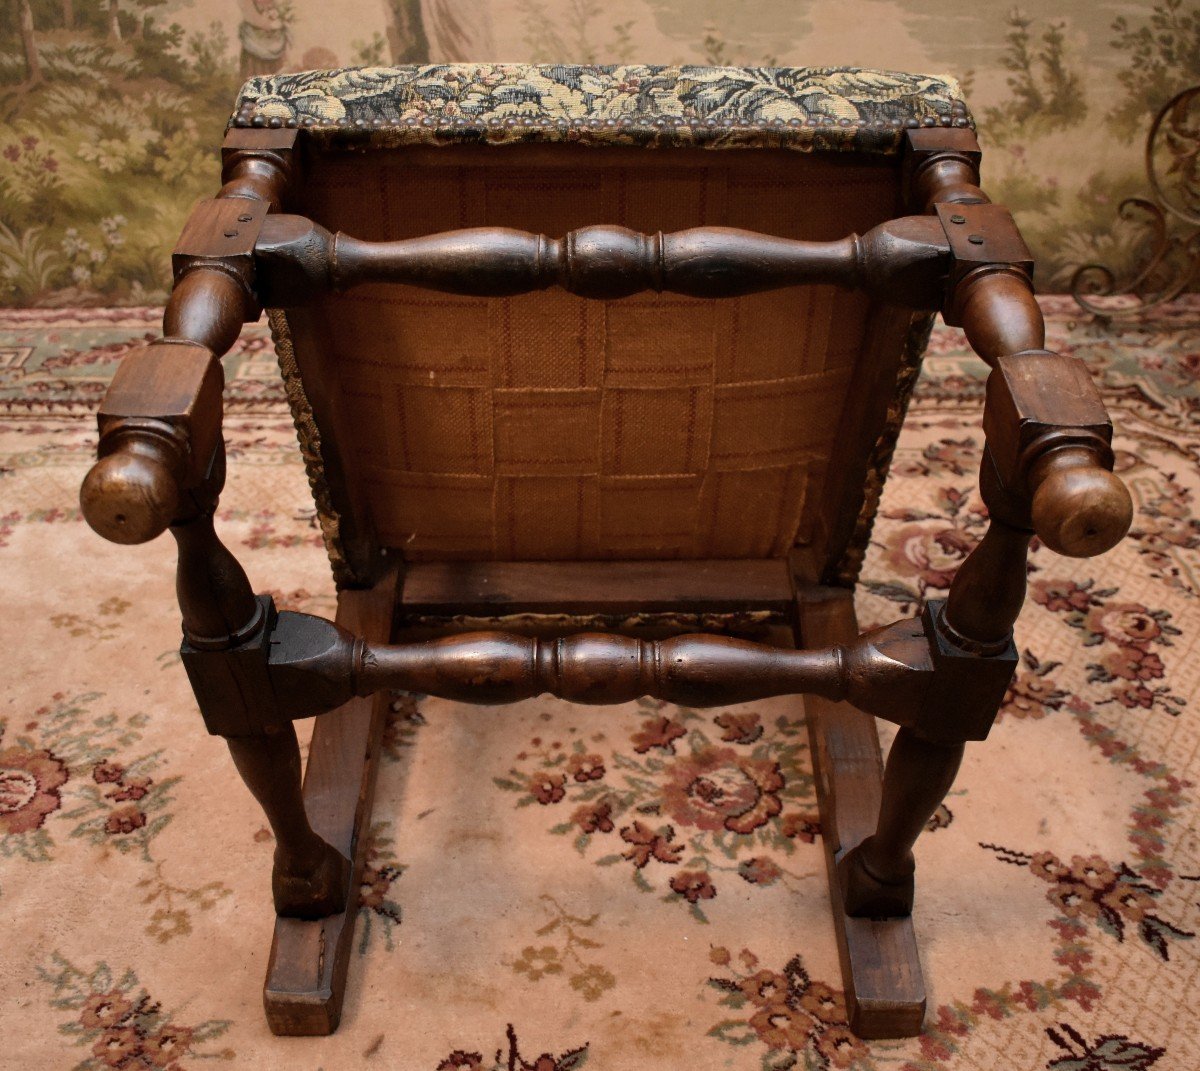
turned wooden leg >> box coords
[170,449,348,919]
[841,451,1031,919]
[838,731,964,916]
[226,725,350,919]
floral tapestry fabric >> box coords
[1,298,1198,1068]
[231,63,971,153]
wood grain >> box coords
[794,585,926,1039]
[81,343,222,544]
[252,213,950,306]
[398,558,796,619]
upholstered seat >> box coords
[232,64,970,148]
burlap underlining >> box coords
[268,146,936,585]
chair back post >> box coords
[80,132,294,542]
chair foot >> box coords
[838,836,915,918]
[264,568,399,1036]
[797,587,926,1039]
[273,841,351,919]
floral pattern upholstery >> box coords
[230,63,972,153]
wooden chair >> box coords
[78,64,1133,1040]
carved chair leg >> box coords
[840,450,1031,919]
[170,447,348,919]
[838,730,965,916]
[226,725,350,919]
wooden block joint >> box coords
[921,599,1016,742]
[181,598,366,734]
[97,342,223,485]
[983,350,1113,490]
[936,203,1033,286]
[181,595,278,736]
[221,126,300,156]
[171,197,269,290]
[904,126,981,163]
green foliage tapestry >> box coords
[1,0,1196,306]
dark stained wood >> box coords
[839,731,963,917]
[81,134,295,547]
[939,203,1042,363]
[938,203,1034,292]
[398,559,796,618]
[264,564,400,1036]
[191,587,1008,744]
[1029,446,1134,559]
[903,127,986,212]
[170,486,261,644]
[984,351,1112,476]
[220,127,297,208]
[171,196,269,293]
[931,203,1132,559]
[221,126,298,156]
[952,269,1045,362]
[162,270,252,358]
[838,449,1026,922]
[983,351,1132,558]
[81,420,187,546]
[794,585,926,1039]
[941,518,1033,651]
[168,452,350,920]
[354,620,930,711]
[231,590,926,725]
[227,725,351,920]
[163,197,268,355]
[252,213,950,305]
[81,342,223,544]
[187,600,933,726]
[97,341,222,432]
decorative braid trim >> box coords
[267,309,354,587]
[828,311,936,587]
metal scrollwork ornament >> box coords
[1072,86,1200,318]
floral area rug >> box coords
[1,298,1197,1071]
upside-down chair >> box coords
[79,64,1133,1038]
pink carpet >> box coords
[1,299,1197,1070]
